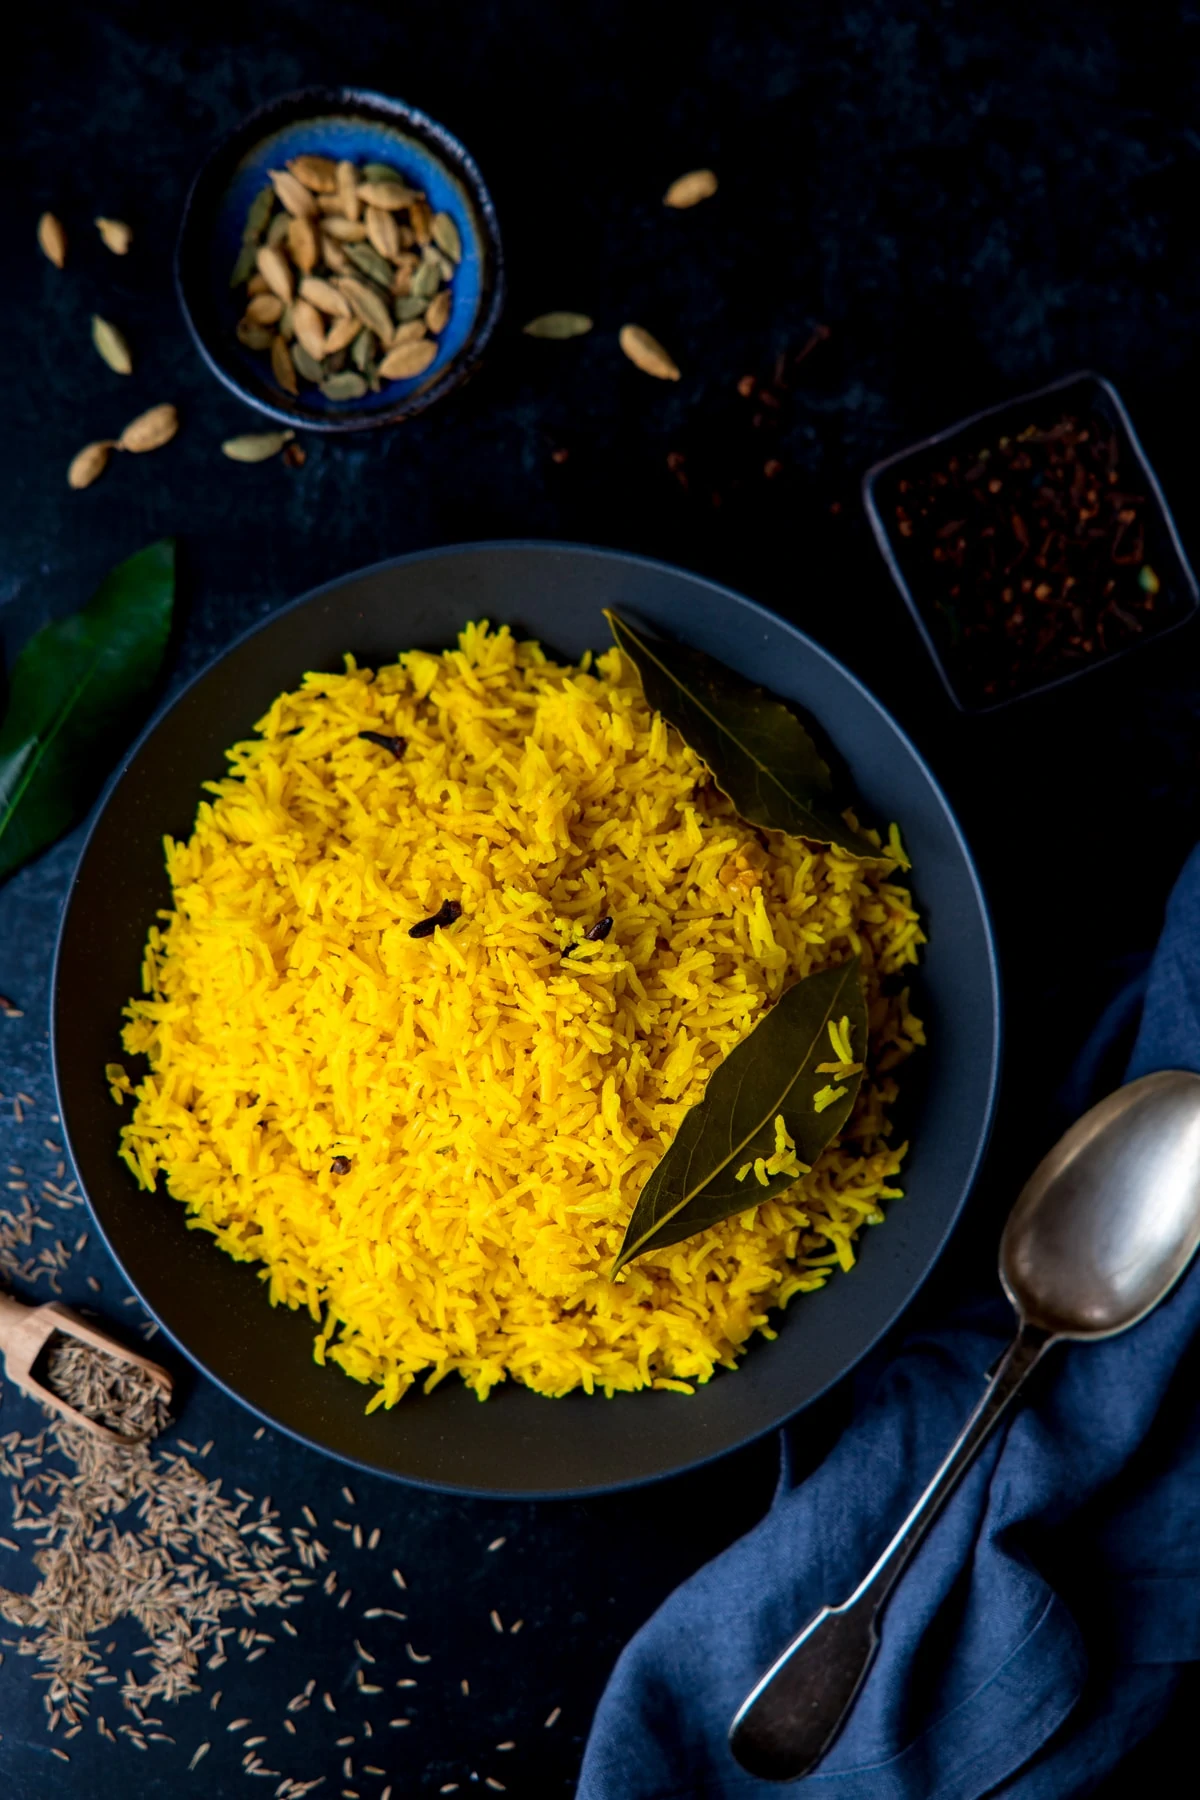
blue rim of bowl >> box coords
[862,369,1200,714]
[175,86,506,434]
[50,540,1003,1498]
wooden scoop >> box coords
[0,1292,171,1446]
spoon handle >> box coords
[728,1320,1051,1783]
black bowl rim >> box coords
[51,540,1002,1497]
[174,84,506,434]
[862,368,1200,714]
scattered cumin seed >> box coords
[496,1741,515,1750]
[392,1569,407,1590]
[352,1524,363,1549]
[229,1717,253,1730]
[487,1537,506,1552]
[544,1706,561,1727]
[405,1643,430,1663]
[338,1588,352,1609]
[323,1692,336,1712]
[510,1619,524,1634]
[490,1611,503,1633]
[367,1527,381,1550]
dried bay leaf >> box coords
[91,315,132,375]
[320,370,367,401]
[222,429,295,462]
[37,212,66,268]
[0,541,174,882]
[95,216,132,255]
[117,404,178,453]
[619,323,680,380]
[605,611,885,860]
[611,957,866,1274]
[67,441,114,490]
[663,168,718,208]
[431,211,462,262]
[523,311,593,339]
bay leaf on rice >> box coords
[605,610,885,861]
[610,957,867,1274]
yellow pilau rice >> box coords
[116,623,925,1406]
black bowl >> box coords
[176,87,505,433]
[53,543,1001,1497]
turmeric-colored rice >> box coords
[116,623,925,1406]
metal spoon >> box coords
[729,1068,1200,1783]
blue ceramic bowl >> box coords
[176,87,505,432]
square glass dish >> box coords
[862,371,1199,712]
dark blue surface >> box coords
[8,0,1200,1791]
[578,844,1200,1798]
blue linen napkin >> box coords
[578,843,1200,1799]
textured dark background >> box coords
[4,2,1200,1793]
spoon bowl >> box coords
[1002,1070,1200,1338]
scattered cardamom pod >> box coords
[663,168,718,209]
[523,311,594,339]
[320,370,368,401]
[91,315,133,376]
[221,429,296,462]
[619,324,681,380]
[231,153,463,402]
[67,440,114,489]
[378,338,437,380]
[431,212,462,263]
[117,404,179,453]
[95,216,132,255]
[37,211,66,268]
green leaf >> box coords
[611,956,866,1275]
[606,610,884,860]
[0,541,175,881]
